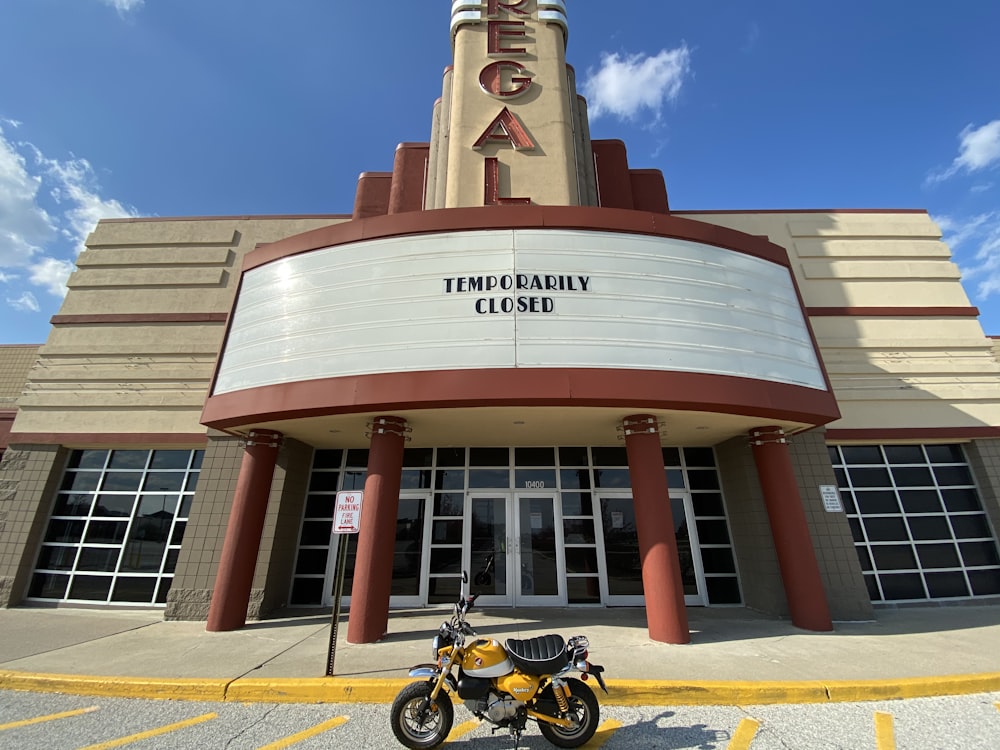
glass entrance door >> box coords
[467,493,564,605]
[324,493,429,608]
[597,491,706,606]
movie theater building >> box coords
[2,1,1000,644]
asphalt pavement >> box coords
[1,603,999,705]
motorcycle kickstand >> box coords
[486,723,522,747]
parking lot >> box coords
[2,690,999,749]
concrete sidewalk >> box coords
[1,604,999,705]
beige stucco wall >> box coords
[11,217,347,439]
[677,211,1000,433]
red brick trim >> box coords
[202,367,841,432]
[826,427,1000,441]
[6,433,209,447]
[244,205,795,271]
[807,307,981,317]
[50,313,229,325]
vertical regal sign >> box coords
[451,1,571,206]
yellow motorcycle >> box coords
[389,572,608,748]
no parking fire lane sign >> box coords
[333,491,363,534]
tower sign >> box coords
[447,1,577,208]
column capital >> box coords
[620,414,663,437]
[244,429,283,449]
[749,426,787,446]
[366,416,411,439]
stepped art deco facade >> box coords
[2,1,1000,644]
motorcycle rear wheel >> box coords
[390,681,454,750]
[537,678,600,748]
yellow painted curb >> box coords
[226,677,408,705]
[601,679,832,706]
[824,673,1000,702]
[0,670,228,702]
[2,669,1000,705]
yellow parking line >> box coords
[874,711,896,750]
[727,718,761,750]
[78,712,217,749]
[445,719,481,742]
[0,706,99,731]
[582,718,623,748]
[257,716,349,749]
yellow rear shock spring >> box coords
[552,683,570,713]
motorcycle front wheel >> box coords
[389,681,454,750]
[537,678,600,748]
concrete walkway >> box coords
[1,604,999,705]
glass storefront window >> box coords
[831,443,1000,603]
[30,449,202,607]
[290,444,741,608]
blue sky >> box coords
[1,0,998,344]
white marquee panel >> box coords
[213,229,827,395]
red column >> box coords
[750,427,833,631]
[347,416,409,644]
[623,415,690,644]
[206,430,283,632]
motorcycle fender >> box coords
[407,666,458,693]
[407,664,439,679]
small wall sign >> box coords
[819,485,844,513]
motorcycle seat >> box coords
[504,634,570,675]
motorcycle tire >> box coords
[389,681,454,750]
[537,678,600,748]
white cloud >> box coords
[927,119,1000,184]
[101,0,145,13]
[936,212,1000,298]
[0,124,57,267]
[30,257,76,297]
[6,291,40,313]
[0,121,138,312]
[582,44,692,123]
[36,153,137,256]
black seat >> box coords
[504,634,569,675]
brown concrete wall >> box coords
[716,436,786,616]
[790,430,874,621]
[257,438,314,617]
[164,432,244,620]
[0,444,68,607]
[0,346,41,397]
[166,433,314,621]
[0,346,41,453]
[718,432,874,622]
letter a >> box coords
[472,108,536,151]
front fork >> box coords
[428,645,460,701]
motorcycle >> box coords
[389,571,608,748]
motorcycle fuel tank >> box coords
[461,638,514,678]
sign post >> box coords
[326,490,363,676]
